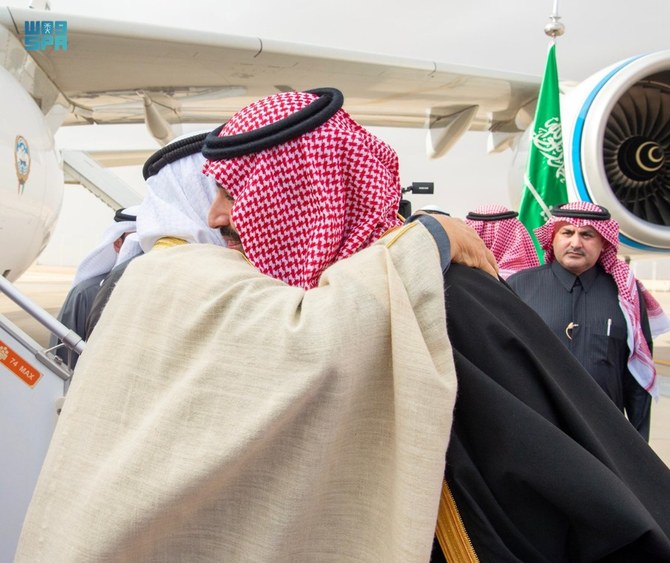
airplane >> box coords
[2,4,670,286]
[2,4,670,559]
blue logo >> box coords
[24,20,68,51]
[14,136,31,195]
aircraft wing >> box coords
[0,5,539,140]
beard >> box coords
[220,225,241,244]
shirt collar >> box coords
[551,260,601,292]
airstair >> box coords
[0,276,83,561]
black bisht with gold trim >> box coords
[432,264,670,562]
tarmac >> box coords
[1,264,670,468]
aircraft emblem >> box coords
[14,135,31,194]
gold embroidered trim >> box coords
[436,480,479,562]
[384,221,418,248]
[152,237,188,250]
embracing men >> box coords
[17,88,670,562]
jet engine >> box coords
[511,50,670,257]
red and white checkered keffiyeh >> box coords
[464,204,539,279]
[535,201,670,398]
[202,91,402,289]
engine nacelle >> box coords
[563,49,670,255]
[511,50,670,257]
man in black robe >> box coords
[436,263,670,561]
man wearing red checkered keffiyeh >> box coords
[198,91,670,560]
[508,201,670,440]
[202,89,402,289]
[465,204,539,279]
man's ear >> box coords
[113,235,125,253]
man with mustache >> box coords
[508,201,670,440]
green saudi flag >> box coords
[518,43,568,262]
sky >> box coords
[15,0,669,272]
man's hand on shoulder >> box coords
[416,212,499,278]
